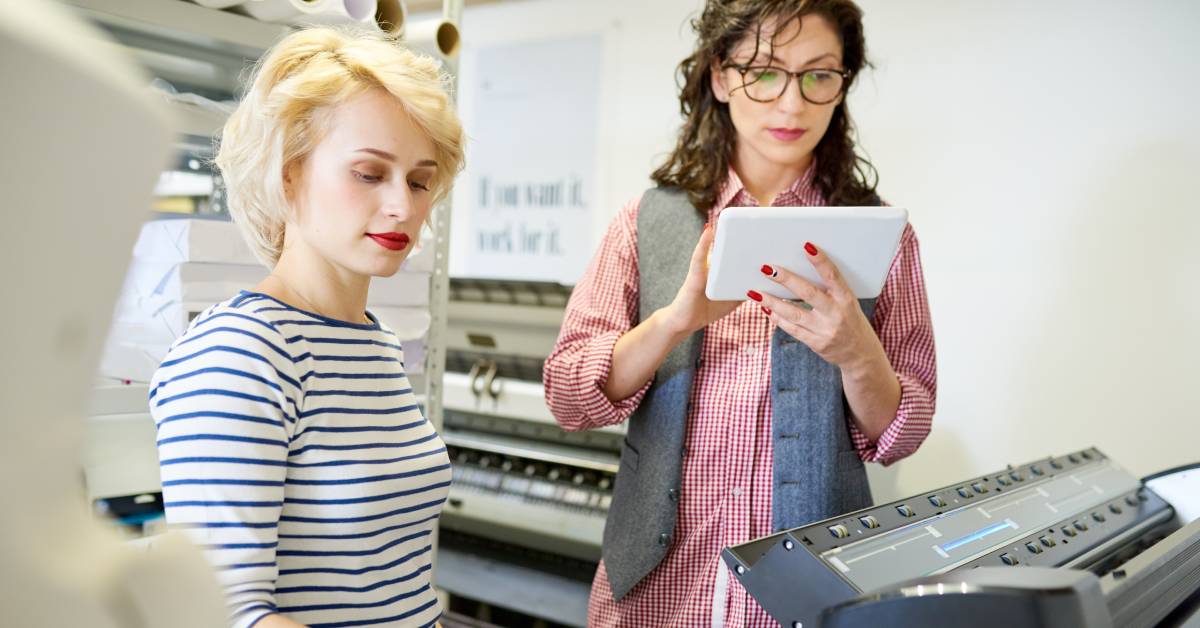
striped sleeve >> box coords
[849,224,937,465]
[544,194,653,431]
[149,308,301,628]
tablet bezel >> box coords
[704,205,909,301]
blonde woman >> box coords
[149,28,463,628]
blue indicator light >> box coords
[940,521,1013,553]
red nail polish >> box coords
[761,305,772,316]
[747,290,763,302]
[804,242,818,256]
[760,264,774,277]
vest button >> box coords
[668,488,678,502]
[694,357,704,369]
[659,533,671,546]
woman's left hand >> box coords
[751,243,884,372]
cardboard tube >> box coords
[403,18,460,58]
[371,0,405,35]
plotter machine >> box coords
[435,278,621,626]
[724,448,1200,628]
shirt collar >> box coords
[714,159,820,210]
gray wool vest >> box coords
[601,187,875,601]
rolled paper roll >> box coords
[190,0,249,8]
[299,0,378,25]
[239,0,326,24]
[370,0,405,35]
[403,18,460,58]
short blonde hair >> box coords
[216,27,465,267]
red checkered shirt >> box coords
[544,166,937,627]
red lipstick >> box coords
[367,232,410,251]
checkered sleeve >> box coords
[543,194,653,432]
[849,223,937,464]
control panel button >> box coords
[828,524,850,539]
[957,487,972,499]
[1125,496,1138,507]
[1093,512,1106,523]
[1040,536,1056,547]
[896,504,915,518]
[1026,542,1043,554]
[971,482,987,494]
[1075,520,1089,532]
[1050,460,1063,470]
[1001,553,1019,565]
[1062,526,1077,537]
[997,476,1011,487]
[1031,465,1044,476]
[1010,471,1025,482]
[1068,454,1080,464]
[1109,504,1122,515]
[929,495,946,507]
[859,516,880,529]
[1081,451,1094,460]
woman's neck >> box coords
[258,240,371,325]
[731,147,813,207]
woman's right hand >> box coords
[602,223,740,402]
[660,223,741,336]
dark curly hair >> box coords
[651,0,878,212]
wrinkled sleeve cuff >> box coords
[849,373,934,466]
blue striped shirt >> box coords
[150,291,449,628]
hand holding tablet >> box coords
[704,206,908,301]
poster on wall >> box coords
[450,35,602,285]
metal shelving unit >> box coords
[66,0,288,97]
[422,0,463,440]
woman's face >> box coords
[711,14,845,178]
[283,88,438,279]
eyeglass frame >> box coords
[720,63,852,104]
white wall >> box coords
[851,0,1200,499]
[454,0,1200,501]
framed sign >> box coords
[450,34,602,284]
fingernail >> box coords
[704,222,711,231]
[760,264,777,278]
[804,242,818,256]
[761,305,772,316]
[747,290,763,302]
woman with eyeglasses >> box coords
[543,1,937,625]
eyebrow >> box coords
[354,148,438,168]
[748,51,841,67]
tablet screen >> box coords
[705,206,908,301]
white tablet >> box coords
[704,206,908,301]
